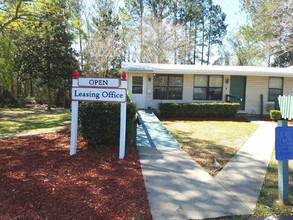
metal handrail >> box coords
[225,94,242,103]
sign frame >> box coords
[70,70,127,159]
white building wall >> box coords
[284,78,293,95]
[126,72,293,114]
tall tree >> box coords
[146,0,170,22]
[124,0,145,61]
[83,0,126,77]
[121,0,227,65]
[0,0,79,109]
[206,4,227,65]
[240,0,293,66]
[142,15,190,63]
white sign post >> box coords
[119,72,127,159]
[69,70,127,159]
[70,70,79,155]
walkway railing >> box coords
[225,94,242,103]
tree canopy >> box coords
[232,0,293,66]
[0,0,79,109]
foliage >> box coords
[0,0,80,109]
[78,102,138,148]
[83,0,126,77]
[227,31,263,66]
[159,102,240,118]
[239,0,293,66]
[270,110,282,121]
[122,0,227,64]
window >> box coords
[268,77,283,101]
[132,76,143,94]
[193,75,223,100]
[153,74,183,100]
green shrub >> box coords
[270,110,282,121]
[160,102,240,118]
[79,102,137,148]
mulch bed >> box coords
[0,132,152,220]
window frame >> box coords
[193,75,223,101]
[153,74,183,100]
[132,76,143,94]
[268,77,283,102]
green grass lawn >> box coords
[162,119,259,175]
[162,119,293,218]
[255,151,293,217]
[0,108,71,137]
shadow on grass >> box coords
[159,116,252,123]
[174,133,237,176]
[0,112,71,134]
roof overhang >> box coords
[122,63,293,77]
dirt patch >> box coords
[0,132,151,220]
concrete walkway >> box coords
[136,111,276,220]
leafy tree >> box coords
[145,0,171,22]
[83,0,126,77]
[0,0,79,109]
[206,4,227,65]
[240,0,293,66]
[169,0,202,64]
[0,36,16,105]
[141,15,190,63]
[124,0,145,61]
[122,0,227,65]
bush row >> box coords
[159,102,240,118]
[78,102,137,148]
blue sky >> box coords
[213,0,247,33]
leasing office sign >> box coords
[70,71,127,159]
[72,77,126,102]
[72,87,126,102]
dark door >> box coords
[230,76,246,110]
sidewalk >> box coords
[137,111,277,219]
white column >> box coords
[70,70,79,155]
[119,72,127,159]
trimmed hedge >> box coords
[160,102,240,118]
[270,110,282,121]
[79,102,137,148]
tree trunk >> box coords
[30,78,34,97]
[201,17,205,65]
[79,30,83,70]
[207,29,211,65]
[289,50,293,66]
[47,83,52,112]
[139,2,144,62]
[193,29,197,65]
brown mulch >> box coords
[0,132,152,220]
